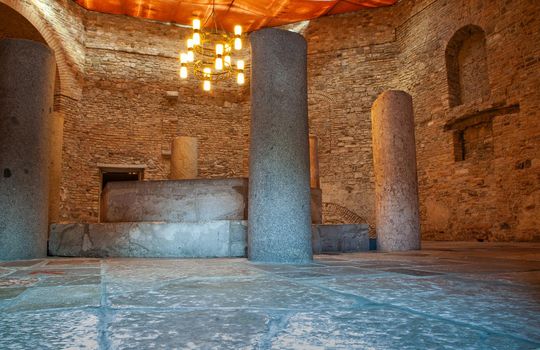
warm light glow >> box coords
[234,25,242,36]
[237,72,245,85]
[193,32,201,46]
[177,16,248,92]
[234,37,242,50]
[180,66,188,79]
[203,80,211,91]
[216,44,224,55]
[215,57,223,70]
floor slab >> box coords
[0,241,539,349]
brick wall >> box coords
[304,0,539,241]
[3,0,539,240]
[393,0,540,241]
[60,11,250,222]
[304,7,399,228]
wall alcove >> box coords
[445,25,490,108]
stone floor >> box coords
[1,242,539,349]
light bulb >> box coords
[187,38,194,49]
[180,53,187,64]
[224,55,231,66]
[203,67,211,78]
[216,43,224,55]
[203,80,211,91]
[180,66,188,79]
[234,37,242,50]
[187,50,194,62]
[193,32,201,46]
[234,25,242,36]
[193,18,201,30]
[237,59,245,70]
[237,72,245,85]
[215,57,223,70]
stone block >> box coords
[101,178,248,222]
[49,221,248,258]
[312,224,370,254]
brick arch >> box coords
[0,0,81,100]
[445,24,490,108]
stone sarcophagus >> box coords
[100,177,248,223]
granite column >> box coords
[371,90,420,251]
[248,28,312,263]
[0,39,56,260]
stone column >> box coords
[309,135,322,224]
[248,28,312,263]
[170,136,198,179]
[371,90,420,251]
[0,39,56,260]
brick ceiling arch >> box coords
[0,0,81,100]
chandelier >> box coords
[178,3,246,92]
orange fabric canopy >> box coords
[74,0,396,32]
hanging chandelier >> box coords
[178,2,246,92]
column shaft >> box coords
[248,28,312,263]
[371,90,420,251]
[0,39,56,260]
[309,135,322,224]
[170,136,198,180]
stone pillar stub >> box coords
[248,28,312,263]
[0,39,56,260]
[170,136,198,179]
[371,90,420,251]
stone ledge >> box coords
[49,221,247,258]
[49,222,369,258]
[312,224,370,254]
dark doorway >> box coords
[101,170,142,190]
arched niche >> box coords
[445,25,490,107]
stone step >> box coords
[49,222,369,258]
[49,221,247,258]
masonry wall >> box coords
[304,8,399,231]
[304,0,540,241]
[3,0,539,240]
[393,0,540,241]
[60,12,250,222]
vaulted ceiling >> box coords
[73,0,397,32]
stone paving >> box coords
[0,242,539,349]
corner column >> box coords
[371,90,420,251]
[0,39,56,260]
[248,28,312,263]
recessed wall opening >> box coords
[101,169,143,190]
[452,121,493,162]
[445,25,490,107]
[98,165,146,222]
